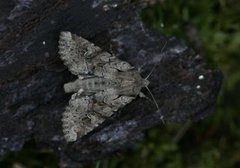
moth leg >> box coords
[138,92,154,104]
[139,91,160,111]
[139,92,146,98]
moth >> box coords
[59,31,157,142]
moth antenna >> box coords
[145,85,159,110]
[144,86,165,123]
[144,40,168,80]
[160,40,168,53]
[144,65,156,80]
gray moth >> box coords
[59,31,151,142]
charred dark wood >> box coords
[0,0,222,165]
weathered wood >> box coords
[0,0,222,165]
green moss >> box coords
[0,140,59,168]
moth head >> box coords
[143,78,150,87]
[129,71,148,87]
[141,66,160,111]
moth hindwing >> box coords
[59,31,150,142]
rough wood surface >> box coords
[0,0,222,165]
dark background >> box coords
[1,0,239,167]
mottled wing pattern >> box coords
[58,31,102,75]
[59,31,134,76]
[62,89,135,142]
[59,31,148,142]
[62,92,98,142]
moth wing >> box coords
[62,92,109,142]
[58,31,102,75]
[94,88,135,114]
[62,93,94,142]
[107,59,135,72]
[59,31,135,76]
